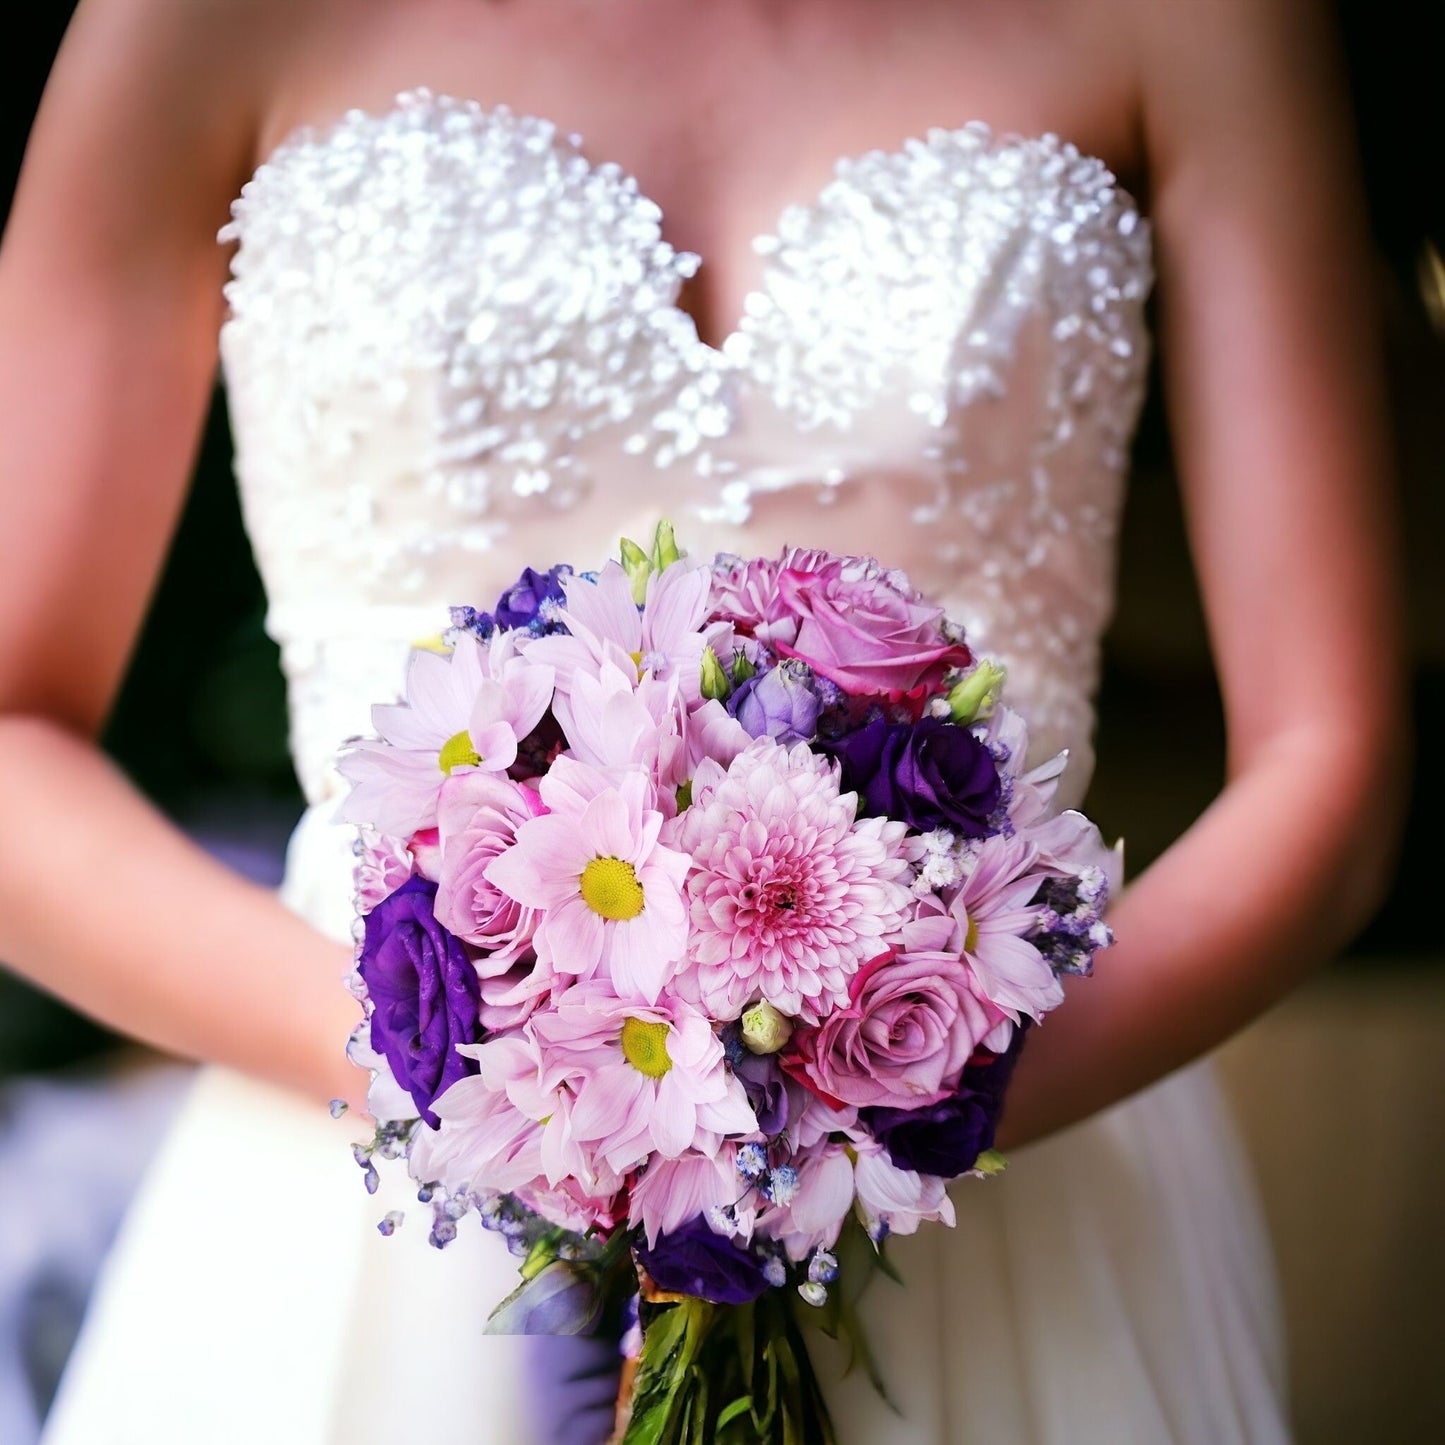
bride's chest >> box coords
[217,89,1152,615]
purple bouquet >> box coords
[336,525,1118,1442]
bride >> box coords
[2,1,1407,1441]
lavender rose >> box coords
[434,772,545,967]
[759,550,972,698]
[783,945,1009,1111]
[635,1217,771,1305]
[357,874,481,1128]
[828,715,1000,837]
[862,1021,1030,1176]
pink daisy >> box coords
[529,980,757,1175]
[943,834,1063,1022]
[336,630,554,837]
[527,559,726,703]
[483,759,689,1003]
[671,738,914,1023]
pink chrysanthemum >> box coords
[672,738,913,1023]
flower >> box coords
[336,631,554,836]
[782,929,1010,1110]
[945,836,1062,1022]
[353,829,415,911]
[635,1217,772,1305]
[433,772,546,966]
[758,550,972,698]
[756,1144,855,1260]
[740,1001,793,1055]
[706,552,780,634]
[494,564,572,631]
[527,559,724,703]
[629,1146,750,1248]
[861,1023,1029,1176]
[727,660,822,743]
[850,1139,956,1242]
[672,739,914,1022]
[484,759,689,1002]
[528,981,757,1174]
[827,715,1001,837]
[356,875,481,1128]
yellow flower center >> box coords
[963,911,979,954]
[438,729,481,775]
[620,1017,673,1078]
[579,857,645,920]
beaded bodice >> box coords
[219,88,1153,815]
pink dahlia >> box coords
[671,738,914,1023]
[484,759,689,1003]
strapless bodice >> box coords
[217,88,1153,812]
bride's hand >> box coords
[996,0,1410,1150]
[0,0,369,1111]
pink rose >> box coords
[434,772,546,969]
[759,551,971,698]
[784,945,1008,1111]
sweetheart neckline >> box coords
[228,86,1152,361]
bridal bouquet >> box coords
[335,525,1118,1443]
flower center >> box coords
[438,729,481,775]
[620,1017,672,1078]
[580,857,645,920]
[962,910,979,954]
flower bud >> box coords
[740,1001,793,1054]
[700,645,732,701]
[618,537,651,605]
[947,659,1007,724]
[650,518,682,572]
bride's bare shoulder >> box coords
[17,0,340,210]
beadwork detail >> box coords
[218,87,1154,813]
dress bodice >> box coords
[218,88,1153,813]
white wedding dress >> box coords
[42,89,1290,1444]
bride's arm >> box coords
[996,0,1411,1148]
[0,0,365,1109]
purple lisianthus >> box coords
[726,659,822,743]
[357,874,481,1128]
[635,1217,771,1304]
[494,565,572,631]
[828,715,1001,836]
[732,1050,790,1136]
[861,1021,1029,1177]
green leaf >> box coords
[971,1147,1008,1176]
[717,1397,754,1429]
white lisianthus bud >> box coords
[947,658,1008,724]
[740,1001,793,1055]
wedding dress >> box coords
[42,89,1290,1444]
